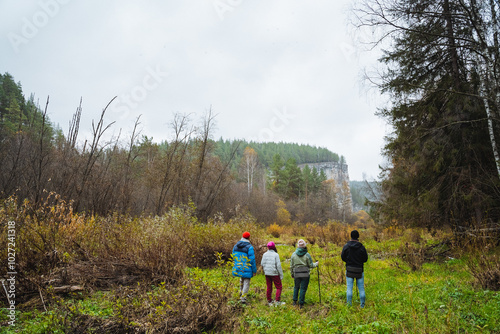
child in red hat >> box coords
[232,231,256,304]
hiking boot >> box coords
[299,304,304,309]
[274,301,286,306]
[293,300,297,306]
[268,301,274,306]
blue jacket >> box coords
[232,238,257,278]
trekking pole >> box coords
[311,249,322,305]
[317,265,321,304]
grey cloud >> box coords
[1,0,386,180]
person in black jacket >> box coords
[341,230,368,307]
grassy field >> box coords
[0,199,498,333]
[196,238,499,333]
[3,238,499,333]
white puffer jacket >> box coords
[260,249,284,279]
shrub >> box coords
[113,274,238,333]
[351,210,376,229]
[285,222,306,237]
[310,221,350,247]
[324,221,350,246]
[0,194,82,303]
[0,195,266,308]
[267,223,283,238]
[453,224,500,290]
[275,200,291,225]
[396,242,425,271]
[402,228,423,244]
[322,253,345,285]
[465,252,500,291]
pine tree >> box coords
[357,0,500,230]
[0,73,27,139]
[283,158,303,199]
[269,153,284,194]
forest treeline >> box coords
[0,72,354,224]
[214,139,341,169]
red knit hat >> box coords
[242,231,250,239]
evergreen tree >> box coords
[269,153,284,194]
[357,0,500,230]
[212,139,340,168]
[283,158,303,199]
[0,73,27,139]
[3,98,25,134]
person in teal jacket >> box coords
[232,231,257,303]
[290,239,318,308]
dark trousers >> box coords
[265,275,282,302]
[293,276,310,305]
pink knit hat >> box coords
[267,241,277,252]
[297,239,307,248]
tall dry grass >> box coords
[0,194,264,308]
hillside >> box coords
[213,138,342,168]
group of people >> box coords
[231,230,368,308]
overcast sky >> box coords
[1,0,388,181]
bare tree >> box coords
[31,97,52,204]
[120,115,142,212]
[156,114,192,215]
[74,97,116,211]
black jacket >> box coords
[341,240,368,269]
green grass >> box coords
[0,291,116,334]
[2,239,499,333]
[207,243,499,333]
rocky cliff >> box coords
[298,161,350,184]
[298,161,353,214]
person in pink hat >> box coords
[260,241,285,306]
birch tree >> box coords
[243,146,258,194]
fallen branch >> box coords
[39,288,47,312]
[52,285,84,294]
